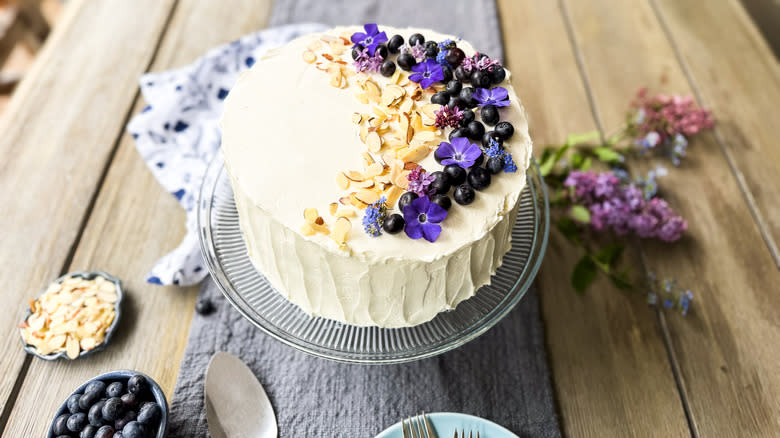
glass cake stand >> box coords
[198,153,549,364]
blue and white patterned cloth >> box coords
[127,23,327,286]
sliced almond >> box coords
[304,208,319,223]
[357,180,375,189]
[66,336,80,359]
[414,130,437,142]
[331,217,352,246]
[351,113,363,124]
[345,170,364,182]
[400,144,430,163]
[80,337,97,351]
[385,185,404,208]
[335,209,357,218]
[362,152,375,166]
[355,189,380,205]
[329,202,339,216]
[394,170,411,189]
[311,222,330,235]
[336,172,350,190]
[364,162,384,178]
[421,103,441,121]
[366,132,382,153]
[302,50,317,64]
[404,161,420,170]
[364,79,381,103]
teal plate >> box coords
[376,413,518,438]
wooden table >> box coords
[1,1,778,436]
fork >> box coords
[401,412,437,438]
[453,430,480,438]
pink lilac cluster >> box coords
[407,167,435,196]
[460,52,501,72]
[352,47,384,73]
[434,105,464,129]
[564,170,687,242]
[401,42,426,62]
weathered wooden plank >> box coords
[650,0,780,265]
[497,1,691,436]
[563,0,780,436]
[0,0,177,425]
[2,0,274,436]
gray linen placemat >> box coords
[169,1,561,436]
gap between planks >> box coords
[556,0,696,436]
[0,0,182,434]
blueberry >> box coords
[454,66,470,82]
[495,121,514,140]
[447,96,465,109]
[459,109,475,127]
[488,65,506,84]
[388,35,404,53]
[120,393,137,410]
[398,192,418,211]
[89,400,107,427]
[468,167,492,190]
[409,33,425,47]
[68,393,83,414]
[68,412,88,432]
[431,91,449,106]
[454,184,475,205]
[458,87,477,108]
[375,45,388,60]
[79,390,101,411]
[487,156,504,174]
[448,128,469,141]
[85,381,107,396]
[444,165,467,186]
[114,411,136,431]
[81,425,98,438]
[480,105,499,125]
[482,131,503,148]
[440,66,453,83]
[351,46,362,60]
[446,48,466,67]
[445,80,462,97]
[472,151,485,168]
[428,171,451,195]
[95,425,115,438]
[55,435,71,438]
[471,70,491,88]
[397,53,417,71]
[382,214,405,234]
[106,382,123,398]
[102,397,124,422]
[431,194,452,211]
[113,432,124,438]
[466,121,485,140]
[379,61,396,77]
[137,402,161,426]
[127,374,147,395]
[434,146,447,164]
[122,421,146,438]
[424,40,438,51]
[424,46,438,59]
[53,413,71,435]
[195,298,214,315]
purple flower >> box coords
[436,137,483,168]
[434,105,464,129]
[409,59,444,89]
[472,87,510,107]
[352,47,383,73]
[350,23,387,56]
[461,52,501,72]
[403,196,448,242]
[402,42,426,62]
[407,167,436,197]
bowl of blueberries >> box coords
[49,370,168,438]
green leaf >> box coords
[570,205,591,223]
[593,147,623,164]
[580,157,592,171]
[608,272,633,290]
[571,256,598,293]
[539,143,570,177]
[594,243,624,267]
[556,217,581,245]
[565,131,601,147]
[570,152,583,169]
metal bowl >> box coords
[20,270,123,361]
[48,370,168,437]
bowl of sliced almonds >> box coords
[19,271,123,361]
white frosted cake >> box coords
[221,25,532,327]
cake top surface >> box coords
[221,25,532,262]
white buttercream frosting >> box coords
[221,26,532,327]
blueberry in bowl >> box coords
[49,370,168,438]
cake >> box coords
[221,25,532,328]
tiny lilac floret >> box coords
[437,137,483,169]
[472,87,510,107]
[350,23,388,56]
[409,59,444,89]
[403,196,448,242]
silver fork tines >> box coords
[454,429,478,438]
[403,413,436,438]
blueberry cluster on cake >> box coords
[221,24,532,327]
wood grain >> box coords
[497,1,691,436]
[0,0,177,425]
[563,0,780,435]
[1,0,275,436]
[651,0,780,265]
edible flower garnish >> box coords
[407,167,436,197]
[403,196,447,242]
[401,42,426,62]
[472,87,510,107]
[485,139,517,173]
[409,59,444,89]
[434,105,464,129]
[350,23,387,56]
[353,47,383,73]
[436,137,482,169]
[362,196,387,237]
[460,52,501,72]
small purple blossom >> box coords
[407,167,436,197]
[434,105,464,129]
[472,87,510,107]
[352,47,384,73]
[409,59,444,89]
[402,42,426,62]
[437,137,483,168]
[403,196,448,242]
[362,196,387,237]
[460,52,501,73]
[350,23,387,56]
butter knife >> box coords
[205,352,278,437]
